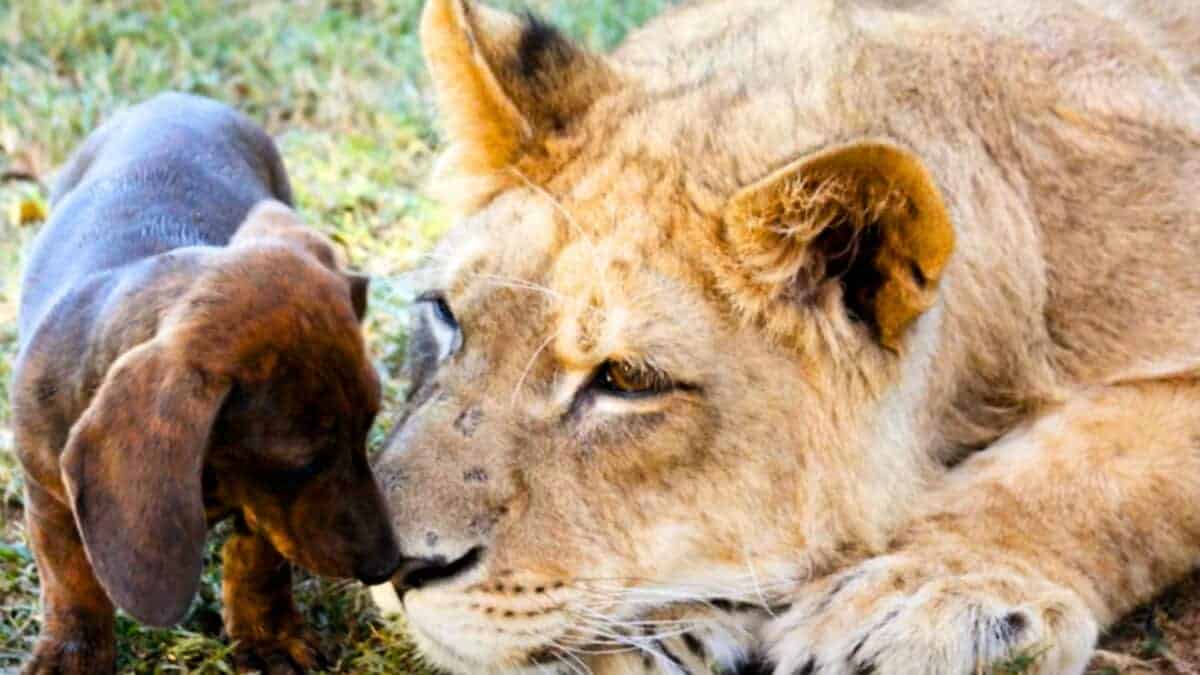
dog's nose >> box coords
[355,536,403,586]
[357,556,402,586]
[393,546,484,593]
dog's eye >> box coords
[276,449,333,486]
[592,361,674,398]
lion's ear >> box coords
[724,140,955,350]
[421,0,617,178]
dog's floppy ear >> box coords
[60,338,230,626]
[234,198,369,319]
[233,200,341,268]
[235,200,369,321]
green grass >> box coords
[0,0,672,671]
[992,645,1049,675]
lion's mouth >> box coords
[404,617,476,665]
[396,577,579,674]
[390,545,487,596]
[374,569,784,675]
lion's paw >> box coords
[764,553,1098,675]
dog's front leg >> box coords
[766,378,1200,675]
[22,482,116,675]
[222,526,325,674]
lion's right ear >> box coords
[723,140,956,351]
[61,339,229,627]
[421,0,618,181]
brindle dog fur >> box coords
[12,92,400,675]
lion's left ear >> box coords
[724,140,955,350]
[421,0,618,180]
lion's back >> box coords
[610,0,1200,387]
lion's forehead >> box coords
[435,189,723,378]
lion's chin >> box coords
[407,613,565,675]
[368,582,405,616]
[371,582,576,675]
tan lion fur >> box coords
[373,0,1200,673]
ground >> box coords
[0,1,1196,673]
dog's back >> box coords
[19,92,291,342]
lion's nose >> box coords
[392,546,485,593]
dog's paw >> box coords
[231,624,327,675]
[22,635,116,675]
[763,552,1098,675]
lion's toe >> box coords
[766,556,1097,675]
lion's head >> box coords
[374,1,957,672]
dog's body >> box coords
[13,93,399,675]
[19,92,293,340]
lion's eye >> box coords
[415,291,462,361]
[431,297,456,327]
[417,292,458,329]
[593,361,673,397]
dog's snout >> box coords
[393,546,484,593]
[352,514,403,585]
[356,547,402,586]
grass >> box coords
[3,1,1200,674]
[0,0,671,672]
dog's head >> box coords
[59,201,399,626]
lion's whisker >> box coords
[741,545,781,619]
[547,644,591,675]
[511,330,558,407]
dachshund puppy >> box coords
[12,92,401,674]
